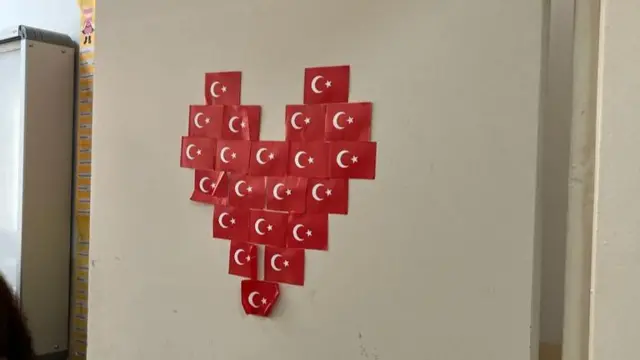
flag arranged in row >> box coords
[179,65,378,317]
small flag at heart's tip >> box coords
[241,279,280,317]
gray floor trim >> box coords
[36,350,68,360]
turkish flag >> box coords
[325,102,372,141]
[190,170,228,205]
[248,141,289,176]
[284,104,326,141]
[188,105,223,138]
[303,65,350,105]
[249,209,287,247]
[306,178,349,214]
[241,280,280,317]
[228,242,258,279]
[180,136,216,170]
[204,71,241,105]
[264,247,305,286]
[286,213,329,251]
[228,174,266,209]
[220,105,261,141]
[288,142,329,178]
[212,205,249,241]
[265,176,308,213]
[328,141,377,179]
[216,140,251,174]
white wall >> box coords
[590,0,640,358]
[0,0,78,40]
[90,1,545,359]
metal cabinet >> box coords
[0,25,75,360]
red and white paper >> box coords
[265,176,308,213]
[285,104,326,141]
[216,140,251,174]
[286,213,329,251]
[190,170,228,205]
[227,175,266,209]
[303,65,350,105]
[288,141,329,178]
[241,279,280,317]
[328,141,377,179]
[180,136,216,170]
[220,105,261,141]
[248,141,289,176]
[188,105,224,138]
[306,178,349,214]
[324,102,372,141]
[205,71,242,105]
[212,205,249,241]
[249,209,288,247]
[264,247,305,286]
[228,242,258,279]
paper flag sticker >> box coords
[241,279,280,317]
[191,170,228,205]
[306,178,349,214]
[180,136,216,170]
[324,102,372,141]
[285,104,326,141]
[328,141,377,179]
[228,174,266,209]
[249,141,290,176]
[216,140,251,174]
[188,105,224,138]
[249,209,288,247]
[265,176,308,213]
[286,213,329,251]
[212,205,249,241]
[229,242,258,279]
[205,71,242,105]
[288,141,329,178]
[220,105,262,141]
[303,65,350,105]
[264,247,305,286]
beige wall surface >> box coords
[590,0,640,359]
[89,1,545,359]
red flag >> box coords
[265,176,308,213]
[248,141,289,176]
[288,142,329,178]
[241,280,280,317]
[188,105,223,138]
[303,65,350,105]
[286,213,329,251]
[285,104,326,141]
[324,102,372,141]
[216,140,251,174]
[228,175,266,209]
[212,205,249,241]
[264,247,305,286]
[328,141,377,179]
[220,105,261,141]
[249,210,287,247]
[190,170,228,205]
[180,136,216,170]
[306,178,349,214]
[204,71,241,105]
[228,242,258,279]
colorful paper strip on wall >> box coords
[70,0,95,358]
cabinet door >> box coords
[0,42,24,293]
